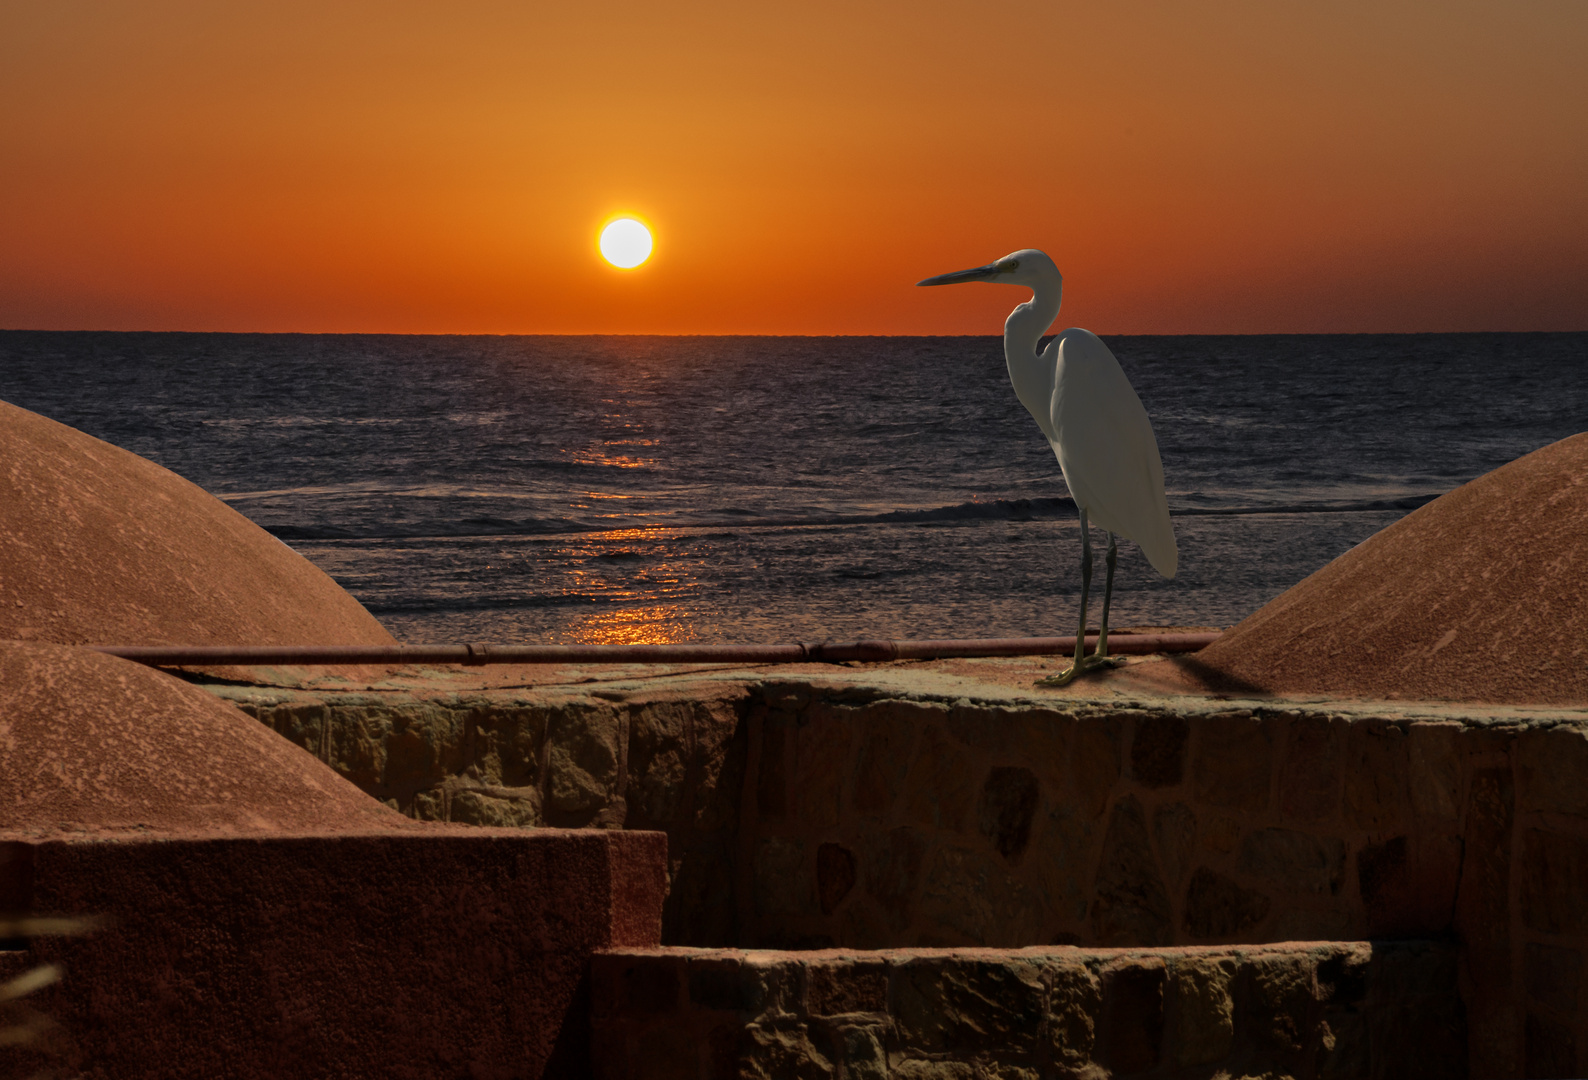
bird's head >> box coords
[916,248,1061,290]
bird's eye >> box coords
[1005,260,1020,271]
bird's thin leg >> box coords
[1037,510,1092,687]
[1097,532,1117,659]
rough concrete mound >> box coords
[0,399,394,648]
[0,640,416,837]
[1187,431,1588,704]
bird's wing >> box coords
[1049,329,1178,578]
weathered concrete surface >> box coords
[0,641,414,836]
[0,398,394,652]
[1182,431,1588,706]
[591,941,1463,1080]
[2,829,668,1080]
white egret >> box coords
[918,249,1177,685]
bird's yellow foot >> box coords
[1034,653,1122,687]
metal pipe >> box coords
[88,632,1219,668]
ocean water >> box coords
[2,330,1585,644]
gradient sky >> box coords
[2,1,1584,334]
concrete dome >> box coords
[1187,432,1588,705]
[0,399,394,648]
[0,641,416,837]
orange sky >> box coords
[1,1,1584,334]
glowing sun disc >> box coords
[599,218,653,269]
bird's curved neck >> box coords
[1003,278,1063,365]
[1002,277,1063,437]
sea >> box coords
[2,331,1584,645]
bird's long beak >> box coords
[916,262,1003,287]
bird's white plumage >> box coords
[919,247,1177,580]
[1049,328,1177,577]
[918,247,1176,683]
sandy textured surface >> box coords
[1179,432,1588,705]
[0,399,394,650]
[0,640,417,837]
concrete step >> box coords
[592,940,1463,1080]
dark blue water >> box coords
[2,331,1584,643]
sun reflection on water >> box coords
[567,604,698,645]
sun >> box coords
[599,218,653,269]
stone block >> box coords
[546,704,620,814]
[326,705,389,790]
[1130,714,1188,789]
[892,1061,974,1080]
[851,709,922,818]
[795,713,854,832]
[385,703,467,792]
[1193,712,1272,813]
[1522,828,1588,936]
[1099,959,1165,1075]
[448,789,540,828]
[831,1022,889,1080]
[1152,802,1196,891]
[1247,953,1316,1055]
[860,827,928,931]
[740,1022,834,1080]
[1520,725,1588,819]
[891,957,1045,1058]
[1183,868,1271,940]
[977,766,1039,862]
[628,701,691,825]
[1279,712,1342,823]
[1406,722,1463,821]
[1045,960,1102,1070]
[808,960,888,1016]
[742,954,805,1018]
[817,843,857,916]
[1170,956,1235,1066]
[1342,722,1409,832]
[916,845,1043,947]
[904,725,976,832]
[1070,720,1121,818]
[1524,942,1581,1013]
[1525,1012,1578,1080]
[1090,796,1173,946]
[1238,827,1346,896]
[468,703,545,789]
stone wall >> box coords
[590,941,1462,1080]
[221,684,750,946]
[210,675,1588,1077]
[733,681,1588,1079]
